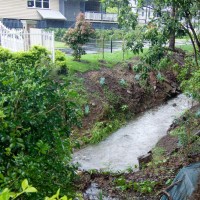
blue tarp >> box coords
[161,162,200,200]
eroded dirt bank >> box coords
[73,94,194,171]
[72,55,200,199]
[74,102,200,200]
[76,57,180,141]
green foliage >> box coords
[94,29,125,40]
[63,13,95,61]
[0,179,37,200]
[0,47,80,198]
[84,105,90,116]
[46,28,67,42]
[114,176,157,193]
[89,120,122,144]
[170,109,200,155]
[171,126,190,147]
[64,50,135,73]
[114,176,132,191]
[119,79,127,87]
[0,48,12,62]
[0,46,51,67]
[45,189,71,200]
[103,87,122,111]
[181,63,200,101]
[55,50,68,75]
[99,77,106,86]
[121,104,128,112]
[177,55,200,120]
[133,180,157,194]
[0,180,71,200]
[125,26,145,54]
[102,0,138,30]
[151,147,166,166]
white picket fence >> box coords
[0,22,55,61]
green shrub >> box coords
[0,47,13,62]
[94,29,125,40]
[181,66,200,101]
[46,28,67,42]
[89,120,122,144]
[0,179,71,200]
[63,13,95,61]
[55,50,68,75]
[0,47,80,198]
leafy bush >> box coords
[55,50,68,75]
[180,62,200,101]
[0,46,51,67]
[175,56,198,86]
[0,47,80,198]
[46,28,68,42]
[94,29,125,40]
[89,120,122,144]
[63,13,95,61]
[0,179,71,200]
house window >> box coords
[148,9,151,18]
[27,0,49,9]
[142,11,144,17]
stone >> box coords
[138,152,152,170]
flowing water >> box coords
[73,94,194,172]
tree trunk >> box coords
[186,27,199,66]
[185,12,200,52]
[169,5,176,50]
[188,19,200,52]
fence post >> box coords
[122,37,125,61]
[52,31,55,63]
[102,36,105,60]
[110,36,113,53]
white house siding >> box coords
[130,0,154,24]
[0,0,59,20]
[64,0,81,21]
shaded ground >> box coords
[190,179,200,200]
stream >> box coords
[73,94,194,172]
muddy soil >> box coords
[77,57,180,138]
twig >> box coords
[158,179,183,200]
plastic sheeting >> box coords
[161,162,200,200]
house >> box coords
[130,0,154,24]
[0,0,118,29]
[0,0,65,28]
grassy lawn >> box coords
[55,41,66,48]
[66,50,137,73]
[178,44,193,52]
[60,44,192,73]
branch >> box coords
[158,179,183,199]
